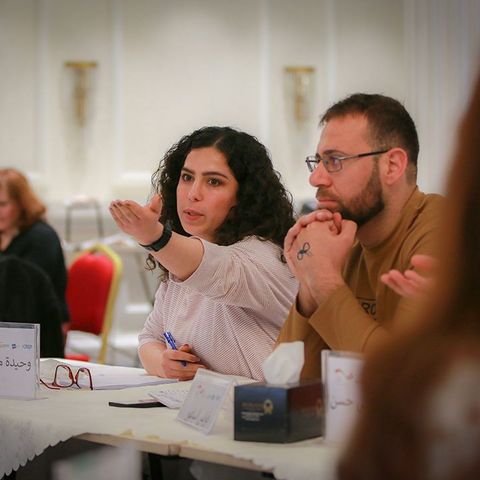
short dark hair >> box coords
[150,126,294,269]
[320,93,419,182]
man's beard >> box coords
[317,161,385,227]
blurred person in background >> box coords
[0,168,69,323]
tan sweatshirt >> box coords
[277,188,443,379]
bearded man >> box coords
[278,93,443,378]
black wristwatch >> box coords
[139,223,172,251]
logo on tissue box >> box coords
[263,399,274,414]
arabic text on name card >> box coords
[0,322,39,399]
[322,350,364,444]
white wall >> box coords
[267,0,408,201]
[404,0,480,193]
[0,0,38,178]
[1,0,479,208]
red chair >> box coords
[65,244,123,364]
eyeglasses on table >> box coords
[40,364,93,390]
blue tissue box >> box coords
[234,379,324,443]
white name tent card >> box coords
[321,350,364,444]
[0,322,39,399]
[176,369,233,434]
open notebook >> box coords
[40,358,177,390]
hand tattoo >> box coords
[297,242,311,261]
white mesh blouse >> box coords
[138,236,298,380]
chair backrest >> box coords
[0,256,64,357]
[66,244,123,363]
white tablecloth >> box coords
[0,373,339,479]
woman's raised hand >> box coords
[109,194,164,245]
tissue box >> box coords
[234,379,324,443]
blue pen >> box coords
[163,332,187,367]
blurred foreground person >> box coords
[338,71,480,480]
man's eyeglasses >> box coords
[305,149,390,173]
[40,364,93,390]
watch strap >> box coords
[139,223,172,251]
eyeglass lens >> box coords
[306,158,316,172]
[306,155,341,173]
[52,365,93,389]
[54,365,74,387]
[75,368,93,389]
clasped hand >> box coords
[284,210,357,312]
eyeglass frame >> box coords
[305,148,390,173]
[40,364,93,390]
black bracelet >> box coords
[139,223,172,252]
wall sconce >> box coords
[64,61,97,127]
[284,66,315,126]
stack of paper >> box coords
[40,358,178,390]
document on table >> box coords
[40,359,178,390]
[149,372,256,409]
[84,371,177,390]
[149,386,191,408]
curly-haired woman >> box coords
[110,126,298,380]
